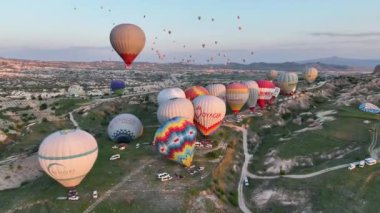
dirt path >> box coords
[222,123,252,213]
[83,158,155,213]
[69,112,79,128]
[369,123,379,159]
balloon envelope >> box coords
[110,24,146,68]
[359,103,380,114]
[107,114,143,143]
[185,86,209,101]
[110,80,125,95]
[157,98,194,124]
[304,67,318,83]
[267,70,278,80]
[243,81,259,111]
[153,117,197,167]
[157,88,186,105]
[226,83,249,114]
[193,95,226,137]
[257,80,276,109]
[206,84,226,101]
[277,72,298,96]
[38,129,98,188]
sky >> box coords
[0,0,379,63]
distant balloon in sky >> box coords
[304,67,318,83]
[168,30,172,34]
[110,24,146,69]
[143,15,146,18]
[153,117,197,167]
[251,51,254,55]
[237,15,240,19]
[38,129,98,188]
[211,18,214,22]
[238,26,242,31]
[214,41,218,45]
[202,44,206,48]
[198,16,201,20]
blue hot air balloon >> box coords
[110,80,126,95]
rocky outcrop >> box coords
[374,65,380,76]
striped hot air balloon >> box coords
[185,86,209,101]
[110,24,146,69]
[257,80,276,109]
[206,84,226,101]
[193,95,226,137]
[304,67,318,83]
[107,114,143,143]
[226,83,249,114]
[38,129,98,188]
[243,81,259,112]
[153,117,197,167]
[277,72,298,96]
[157,98,194,124]
[267,70,278,80]
[157,88,186,105]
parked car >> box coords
[197,166,205,172]
[92,190,98,199]
[68,195,79,201]
[359,160,365,168]
[157,172,170,179]
[244,177,249,186]
[348,163,356,170]
[110,154,120,161]
[365,158,377,165]
[160,176,173,181]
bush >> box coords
[39,103,48,110]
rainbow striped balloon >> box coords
[226,83,249,114]
[153,117,197,167]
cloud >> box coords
[309,32,380,37]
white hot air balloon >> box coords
[243,81,259,112]
[192,95,226,137]
[38,129,98,188]
[157,88,186,105]
[157,98,194,124]
[206,84,226,101]
[107,113,143,143]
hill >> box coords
[374,65,380,76]
[299,56,380,68]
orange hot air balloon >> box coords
[226,83,249,114]
[193,95,226,137]
[185,86,209,101]
[110,24,146,69]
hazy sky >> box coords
[0,0,379,63]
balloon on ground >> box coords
[107,113,143,143]
[206,84,226,101]
[226,83,249,114]
[267,70,278,80]
[185,86,209,101]
[304,67,318,83]
[157,88,186,105]
[157,98,194,124]
[277,72,298,96]
[153,117,197,167]
[38,129,98,188]
[257,80,276,109]
[243,81,259,112]
[359,103,380,114]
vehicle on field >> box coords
[348,163,356,170]
[365,158,377,165]
[359,160,365,168]
[244,177,249,186]
[110,154,121,160]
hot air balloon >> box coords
[304,67,318,83]
[206,84,226,101]
[211,18,214,22]
[157,88,186,105]
[193,95,226,137]
[257,80,276,109]
[226,83,249,114]
[38,129,98,189]
[359,103,380,114]
[110,80,126,95]
[185,86,209,101]
[153,117,197,167]
[214,41,218,45]
[202,44,206,48]
[157,98,194,124]
[198,16,201,20]
[243,81,259,112]
[277,72,298,96]
[267,70,278,80]
[110,24,146,69]
[238,26,242,31]
[107,114,143,143]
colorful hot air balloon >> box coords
[38,129,98,188]
[257,80,276,109]
[277,72,298,96]
[110,80,126,95]
[267,70,278,80]
[304,67,318,83]
[206,84,226,101]
[185,86,209,101]
[153,117,197,167]
[157,88,186,105]
[359,103,380,114]
[243,81,259,112]
[107,114,143,143]
[193,95,226,137]
[157,98,194,124]
[226,83,249,114]
[110,24,146,69]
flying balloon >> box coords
[226,83,249,114]
[110,80,126,96]
[38,129,98,188]
[193,95,226,137]
[110,24,146,69]
[153,117,197,167]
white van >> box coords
[244,177,249,186]
[365,158,377,165]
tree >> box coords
[39,103,48,110]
